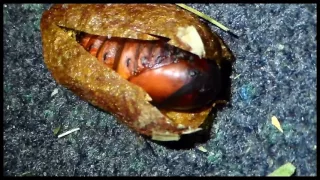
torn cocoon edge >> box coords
[177,124,186,129]
[151,131,180,141]
[182,127,202,134]
[58,128,80,138]
[176,26,205,58]
[145,93,152,102]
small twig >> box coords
[175,4,238,38]
[58,128,80,138]
[233,74,241,80]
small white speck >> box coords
[277,44,285,50]
[245,147,251,153]
[51,88,59,97]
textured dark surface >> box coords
[3,4,317,176]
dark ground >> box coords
[3,4,317,176]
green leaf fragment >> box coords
[267,162,296,177]
[53,125,61,136]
